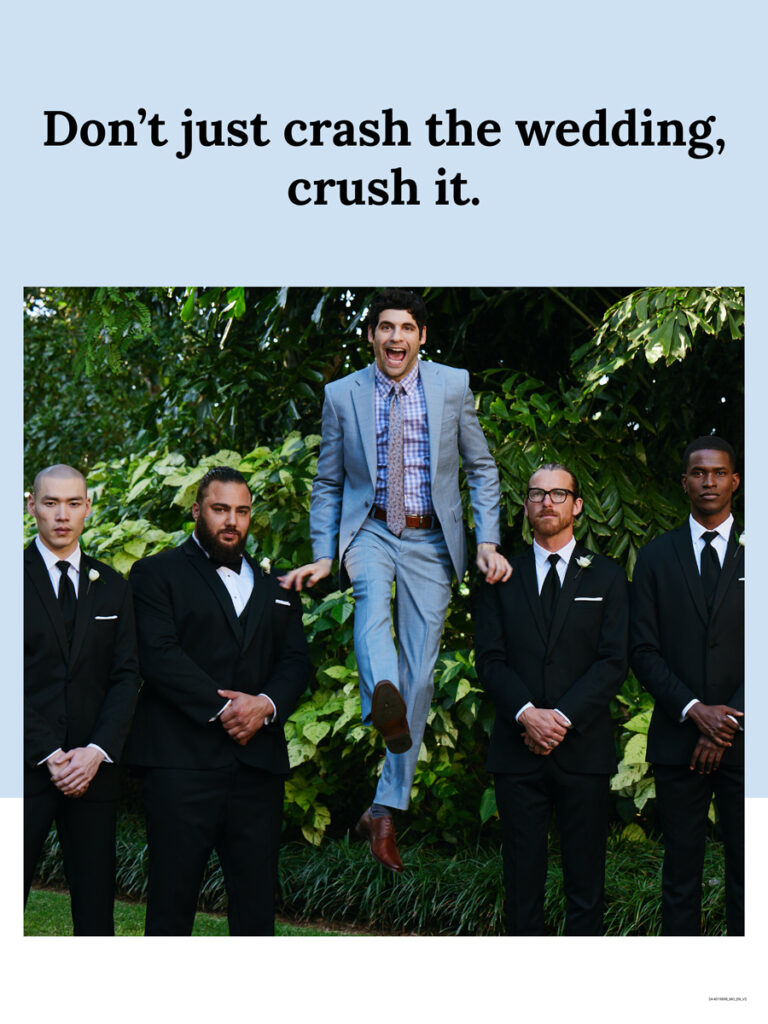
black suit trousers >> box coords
[495,762,610,936]
[24,782,117,935]
[654,762,744,936]
[142,762,285,936]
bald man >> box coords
[24,465,139,934]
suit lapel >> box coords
[518,548,548,645]
[350,365,378,489]
[183,538,244,643]
[240,554,268,651]
[420,361,445,488]
[68,552,97,667]
[671,525,709,626]
[24,542,69,660]
[710,524,742,622]
[546,543,587,652]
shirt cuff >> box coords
[553,708,572,728]
[515,701,533,722]
[681,698,700,722]
[210,699,232,723]
[259,693,277,724]
[87,742,111,764]
[725,713,744,732]
[37,747,63,767]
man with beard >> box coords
[631,437,744,935]
[127,467,311,934]
[475,463,629,934]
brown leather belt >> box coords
[372,506,438,530]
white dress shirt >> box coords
[191,534,276,722]
[515,537,577,727]
[681,515,740,727]
[33,536,111,764]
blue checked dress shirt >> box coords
[374,363,434,516]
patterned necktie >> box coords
[700,531,721,610]
[56,559,76,643]
[386,385,406,536]
[540,553,561,631]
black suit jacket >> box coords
[24,541,140,800]
[126,538,311,774]
[475,543,629,775]
[630,522,744,766]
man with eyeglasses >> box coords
[475,463,629,935]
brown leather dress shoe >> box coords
[371,680,412,753]
[355,808,404,873]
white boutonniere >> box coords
[259,557,271,575]
[734,532,744,559]
[86,567,101,594]
[575,555,593,570]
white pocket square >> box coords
[94,614,118,620]
[574,597,603,602]
[275,599,291,607]
[738,577,745,582]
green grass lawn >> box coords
[24,889,357,937]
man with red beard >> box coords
[127,467,311,934]
[475,463,629,934]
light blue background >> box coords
[4,1,763,801]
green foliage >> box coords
[34,814,727,935]
[575,287,744,385]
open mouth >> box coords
[384,346,407,369]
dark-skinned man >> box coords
[631,436,744,935]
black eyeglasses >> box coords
[526,488,576,504]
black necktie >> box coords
[540,553,561,631]
[700,531,721,610]
[56,559,76,642]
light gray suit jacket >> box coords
[310,360,501,586]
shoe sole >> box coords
[371,681,412,754]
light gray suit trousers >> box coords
[311,360,501,809]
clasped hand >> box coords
[217,690,274,746]
[519,707,569,756]
[47,746,105,797]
